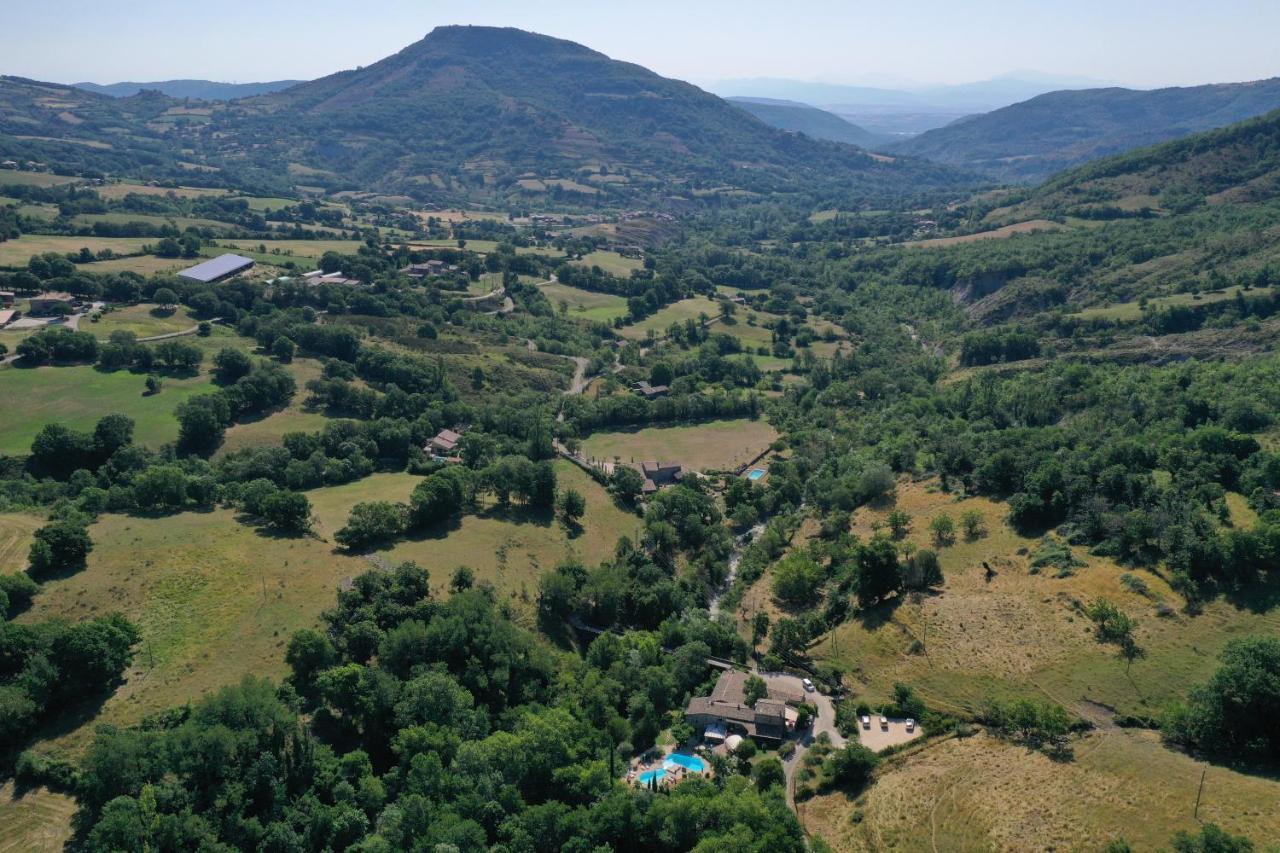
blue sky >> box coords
[5,0,1279,89]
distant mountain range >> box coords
[712,72,1112,134]
[73,79,302,100]
[725,98,884,147]
[888,78,1280,182]
[0,27,973,204]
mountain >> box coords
[73,79,302,100]
[211,26,968,202]
[0,28,972,204]
[890,78,1280,183]
[726,97,884,147]
[711,73,1112,135]
[989,107,1280,222]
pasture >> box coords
[802,729,1280,851]
[0,171,79,188]
[906,219,1064,248]
[211,238,363,262]
[95,182,229,201]
[579,417,778,472]
[570,250,643,276]
[808,479,1280,719]
[0,234,152,268]
[539,281,630,322]
[1073,285,1253,322]
[90,303,199,339]
[618,296,723,339]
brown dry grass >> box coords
[907,220,1063,248]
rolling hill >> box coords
[891,78,1280,182]
[74,79,302,100]
[726,97,884,147]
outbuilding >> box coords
[177,253,255,284]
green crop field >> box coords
[618,296,723,339]
[0,234,153,268]
[539,281,629,321]
[580,417,778,471]
[570,250,643,276]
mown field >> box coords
[0,234,153,268]
[580,417,778,471]
[89,303,198,339]
[0,781,76,853]
[570,250,643,277]
[801,729,1280,851]
[618,296,723,339]
[0,171,80,188]
[539,281,629,322]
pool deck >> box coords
[627,750,711,788]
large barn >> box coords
[178,253,255,284]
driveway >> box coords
[762,671,845,808]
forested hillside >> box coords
[891,78,1280,182]
[727,98,884,147]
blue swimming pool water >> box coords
[747,469,766,481]
[664,753,706,772]
[638,768,666,784]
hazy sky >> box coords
[5,0,1279,89]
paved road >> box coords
[761,670,845,809]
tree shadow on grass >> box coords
[4,680,127,796]
[1220,576,1280,614]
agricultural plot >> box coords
[618,296,723,339]
[580,417,778,472]
[906,219,1064,247]
[0,234,153,268]
[0,512,41,574]
[0,171,80,188]
[570,250,643,276]
[74,255,186,275]
[211,238,363,262]
[0,781,76,853]
[802,729,1280,851]
[308,463,639,607]
[539,281,629,322]
[94,182,230,201]
[89,303,199,339]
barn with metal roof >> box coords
[177,253,255,284]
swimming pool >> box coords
[637,768,667,785]
[663,753,706,773]
[747,468,767,481]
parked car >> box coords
[906,719,916,733]
[860,715,871,729]
[879,716,889,730]
[801,677,815,692]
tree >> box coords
[28,519,93,576]
[213,347,252,384]
[260,490,312,532]
[743,675,768,707]
[854,536,902,607]
[930,513,956,546]
[152,287,178,309]
[753,756,785,791]
[771,552,825,607]
[611,465,645,503]
[752,612,770,648]
[1165,635,1280,762]
[649,362,674,387]
[272,336,296,363]
[887,509,911,539]
[334,501,407,550]
[960,509,986,540]
[827,743,879,789]
[557,488,586,527]
[145,374,162,395]
[449,566,475,593]
[1169,824,1255,853]
[903,549,943,589]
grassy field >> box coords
[77,255,187,275]
[0,364,215,454]
[0,782,76,853]
[805,479,1280,720]
[17,507,367,756]
[1073,285,1254,322]
[580,417,778,471]
[802,729,1280,851]
[571,250,643,277]
[539,281,630,322]
[90,303,198,339]
[907,219,1064,248]
[308,463,639,606]
[211,238,362,262]
[0,234,152,268]
[218,358,328,455]
[0,172,79,188]
[95,182,229,201]
[619,296,723,340]
[0,512,41,574]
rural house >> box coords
[632,380,669,399]
[639,460,683,494]
[684,670,797,742]
[427,428,463,457]
[29,291,75,315]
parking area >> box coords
[856,716,924,752]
